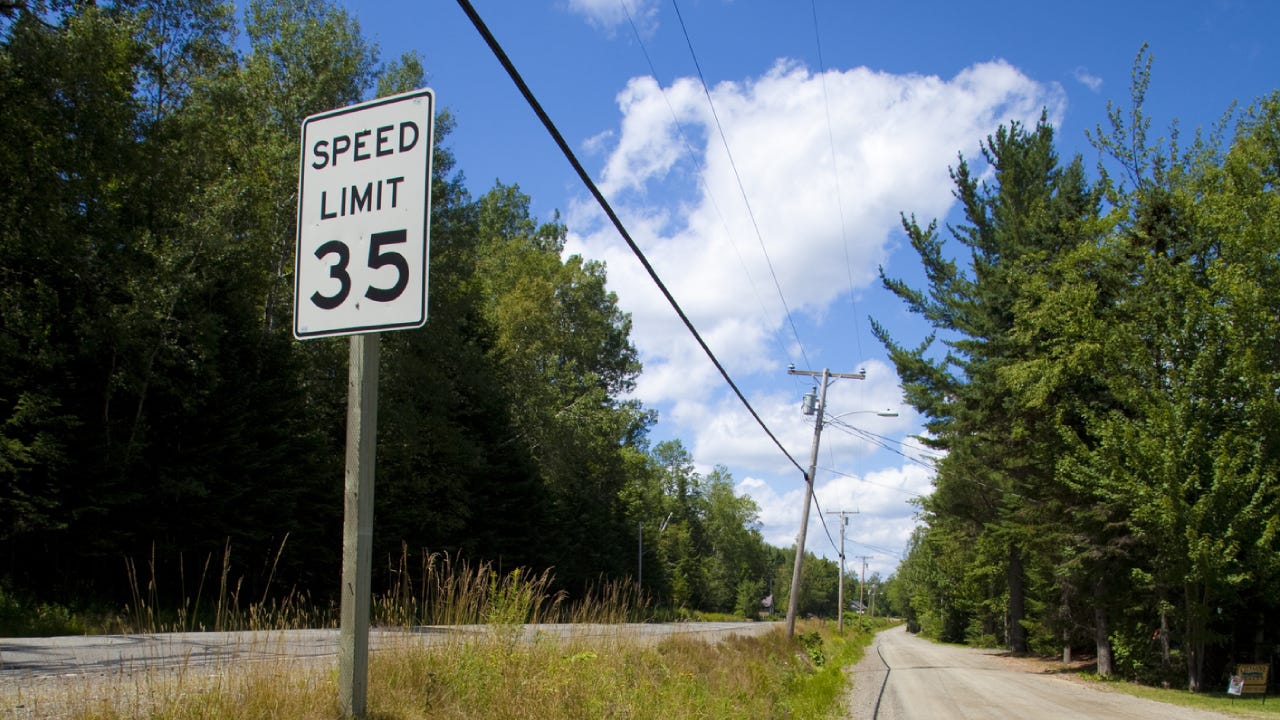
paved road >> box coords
[0,621,779,681]
[845,625,1238,719]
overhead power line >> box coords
[617,0,796,377]
[852,541,902,558]
[825,420,1034,503]
[819,464,926,500]
[808,0,867,366]
[825,418,938,470]
[808,482,840,557]
[670,0,812,371]
[664,1,843,560]
[455,0,805,477]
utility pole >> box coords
[856,555,874,610]
[826,510,858,633]
[785,366,864,639]
[638,513,672,596]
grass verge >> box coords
[1082,678,1280,719]
[6,619,890,720]
[4,557,893,718]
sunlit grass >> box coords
[1082,677,1280,719]
[3,551,891,718]
[26,618,879,720]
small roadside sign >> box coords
[1229,675,1245,696]
[294,88,434,339]
[1238,663,1270,696]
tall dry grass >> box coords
[119,536,330,635]
[42,618,861,720]
[8,547,880,719]
[372,544,648,629]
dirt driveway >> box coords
[844,625,1243,719]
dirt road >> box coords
[845,625,1239,719]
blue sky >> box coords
[339,1,1279,579]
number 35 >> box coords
[310,229,409,310]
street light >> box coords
[830,409,899,420]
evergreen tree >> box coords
[875,115,1103,653]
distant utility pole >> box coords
[856,555,874,610]
[785,366,864,639]
[827,510,858,634]
[637,512,672,592]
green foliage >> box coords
[733,577,766,618]
[780,619,890,720]
[882,51,1280,693]
[0,582,88,636]
[876,111,1105,655]
[796,630,825,666]
[0,0,780,627]
[625,440,777,615]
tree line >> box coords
[878,49,1280,691]
[0,0,853,624]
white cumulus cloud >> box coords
[568,59,1063,406]
[562,58,1062,572]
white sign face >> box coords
[294,88,434,339]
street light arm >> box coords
[789,368,865,380]
[828,409,898,422]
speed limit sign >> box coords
[293,88,434,339]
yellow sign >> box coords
[1236,663,1269,695]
